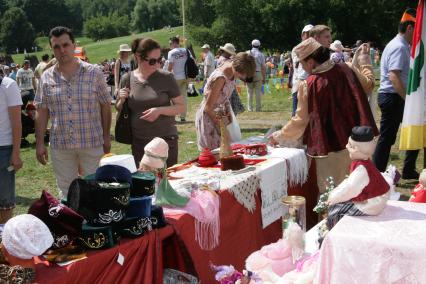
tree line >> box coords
[0,0,181,53]
[186,0,419,52]
[0,0,420,55]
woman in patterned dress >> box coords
[195,52,255,150]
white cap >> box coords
[202,44,210,49]
[301,24,314,34]
[2,214,53,259]
[251,39,261,47]
[330,40,344,52]
[99,154,137,173]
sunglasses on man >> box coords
[144,56,162,66]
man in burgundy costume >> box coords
[270,38,378,194]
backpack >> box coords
[185,49,199,79]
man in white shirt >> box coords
[247,39,266,112]
[202,44,215,80]
[168,36,189,122]
[16,60,37,107]
[0,75,23,223]
[291,24,313,116]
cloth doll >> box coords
[139,137,189,207]
[326,126,390,229]
[409,169,426,203]
[245,223,305,283]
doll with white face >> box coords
[326,126,390,229]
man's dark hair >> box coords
[305,46,330,64]
[41,54,49,61]
[49,26,75,45]
[399,8,416,33]
[169,36,179,45]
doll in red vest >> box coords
[409,169,426,203]
[326,126,390,229]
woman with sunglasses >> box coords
[195,52,256,150]
[116,38,185,167]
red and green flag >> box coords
[400,0,426,150]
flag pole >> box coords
[182,0,185,41]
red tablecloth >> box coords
[166,160,319,283]
[34,225,188,284]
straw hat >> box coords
[117,44,131,54]
[219,43,236,56]
[294,38,322,61]
[140,137,169,169]
[202,44,210,49]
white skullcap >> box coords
[2,214,53,259]
[251,39,261,47]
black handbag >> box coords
[115,100,132,144]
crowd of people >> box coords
[0,6,419,227]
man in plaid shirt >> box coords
[35,26,112,198]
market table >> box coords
[165,149,319,283]
[317,201,426,283]
[34,225,189,284]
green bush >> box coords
[84,13,130,41]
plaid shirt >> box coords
[35,60,111,150]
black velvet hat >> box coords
[150,205,167,229]
[28,190,84,248]
[67,179,131,226]
[95,165,132,186]
[119,217,152,238]
[131,172,156,197]
[127,196,152,218]
[350,126,374,142]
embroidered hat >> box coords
[140,137,169,169]
[150,205,167,229]
[293,38,322,61]
[28,190,84,248]
[78,223,116,250]
[127,196,152,218]
[119,217,152,238]
[131,171,156,197]
[67,179,130,226]
[2,214,53,259]
[219,43,236,56]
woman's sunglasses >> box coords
[144,57,162,66]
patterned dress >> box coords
[195,69,235,150]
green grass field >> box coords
[12,26,190,65]
[13,77,423,215]
[9,27,423,215]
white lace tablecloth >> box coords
[317,201,426,283]
[169,146,308,228]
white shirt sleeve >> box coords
[4,78,23,107]
[16,69,22,79]
[205,53,214,66]
[328,165,370,205]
